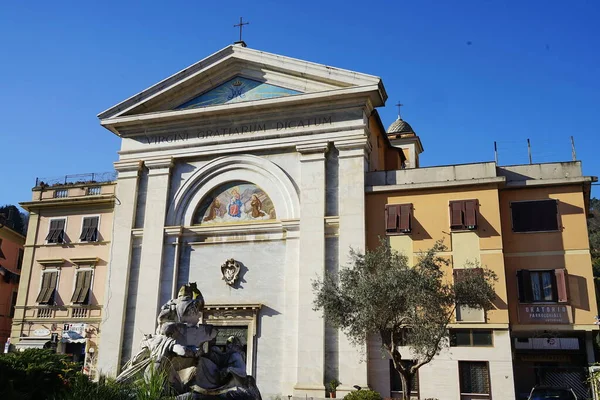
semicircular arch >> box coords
[167,155,299,226]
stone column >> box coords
[336,138,369,395]
[132,157,174,347]
[294,143,328,397]
[97,160,142,375]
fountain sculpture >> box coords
[116,283,262,400]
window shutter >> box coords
[464,200,478,229]
[450,202,464,229]
[386,205,399,232]
[36,273,50,303]
[80,218,91,241]
[399,204,412,232]
[48,272,58,303]
[71,271,84,303]
[453,269,466,283]
[46,220,58,241]
[81,270,92,303]
[555,268,568,303]
[0,239,4,259]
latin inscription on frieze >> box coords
[141,115,333,145]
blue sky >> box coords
[1,0,599,208]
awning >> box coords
[15,338,50,349]
[61,330,86,344]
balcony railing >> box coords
[35,171,117,188]
[28,305,102,320]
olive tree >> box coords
[312,240,497,400]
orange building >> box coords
[0,223,25,351]
[364,116,597,399]
[10,172,116,378]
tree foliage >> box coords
[313,240,497,400]
[0,204,28,236]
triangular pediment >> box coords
[98,44,387,131]
[175,76,301,110]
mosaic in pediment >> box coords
[176,77,301,110]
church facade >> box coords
[96,43,398,399]
[95,43,598,400]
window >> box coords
[385,204,413,234]
[36,271,58,304]
[449,200,478,230]
[17,248,23,270]
[54,189,68,198]
[46,219,66,244]
[9,291,18,318]
[517,269,568,303]
[390,360,419,397]
[0,238,4,259]
[71,270,93,304]
[453,268,486,322]
[511,199,559,233]
[79,216,99,242]
[87,186,101,195]
[459,361,490,397]
[450,330,493,346]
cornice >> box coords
[20,195,115,212]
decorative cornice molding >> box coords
[114,159,143,173]
[144,157,174,171]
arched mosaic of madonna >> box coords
[192,181,276,225]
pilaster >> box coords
[335,139,369,395]
[9,211,40,344]
[132,157,174,347]
[294,143,328,397]
[97,159,142,376]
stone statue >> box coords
[116,283,262,400]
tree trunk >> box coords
[399,371,413,400]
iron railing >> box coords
[35,171,117,187]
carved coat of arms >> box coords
[221,258,240,286]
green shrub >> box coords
[54,374,133,400]
[343,389,382,400]
[0,349,79,400]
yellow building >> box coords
[365,117,598,399]
[10,172,116,378]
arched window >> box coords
[192,181,276,225]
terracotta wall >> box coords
[0,227,25,347]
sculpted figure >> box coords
[116,282,262,400]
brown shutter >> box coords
[464,200,478,229]
[399,204,412,232]
[79,217,92,241]
[46,220,58,241]
[453,269,466,283]
[386,205,399,232]
[555,268,568,303]
[71,271,84,303]
[450,201,464,229]
[36,273,50,303]
[74,270,92,304]
[40,271,58,304]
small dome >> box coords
[387,117,415,135]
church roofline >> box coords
[97,45,387,122]
[100,84,384,135]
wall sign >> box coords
[33,328,51,337]
[517,305,573,324]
